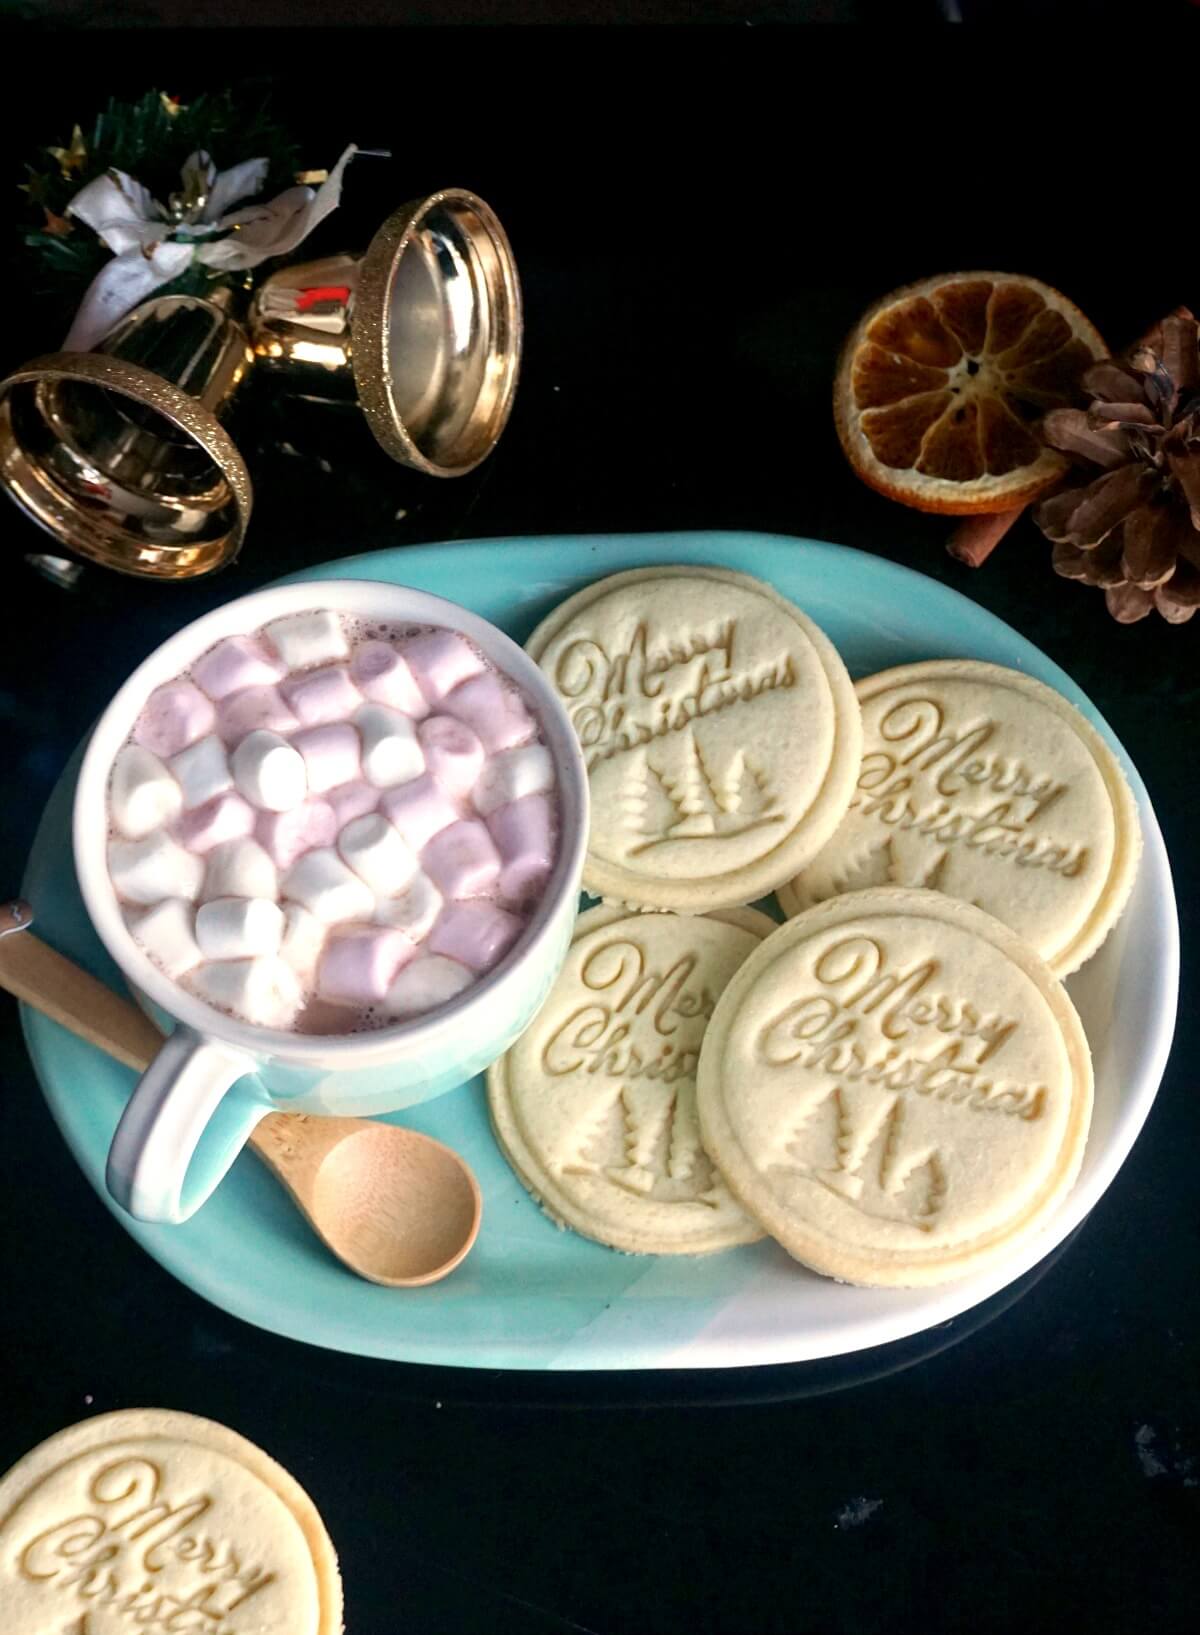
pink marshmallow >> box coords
[350,640,428,718]
[487,793,558,904]
[402,630,486,705]
[175,791,256,854]
[192,635,284,700]
[418,715,485,799]
[256,800,337,870]
[429,901,523,973]
[316,927,416,1006]
[422,820,501,899]
[133,681,216,759]
[280,665,361,727]
[443,672,537,754]
[326,780,379,828]
[216,685,298,745]
[293,723,361,794]
[380,775,460,853]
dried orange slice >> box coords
[835,272,1107,514]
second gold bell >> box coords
[0,188,523,580]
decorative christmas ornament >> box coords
[2,91,523,580]
[60,142,358,353]
[46,124,89,181]
[18,90,301,332]
[1034,312,1200,624]
[0,289,253,579]
[247,189,521,479]
[0,190,521,578]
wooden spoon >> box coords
[0,902,482,1287]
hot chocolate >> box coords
[106,609,561,1033]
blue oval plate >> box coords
[21,534,1179,1370]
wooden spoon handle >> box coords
[0,922,163,1072]
[0,914,292,1168]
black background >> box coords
[0,15,1196,1635]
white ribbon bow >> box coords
[63,144,358,352]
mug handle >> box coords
[106,1026,263,1224]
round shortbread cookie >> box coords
[488,903,776,1253]
[697,888,1093,1287]
[777,659,1140,977]
[0,1408,342,1635]
[526,566,862,910]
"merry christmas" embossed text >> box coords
[553,619,796,767]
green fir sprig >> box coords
[18,87,300,319]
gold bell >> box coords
[0,289,253,580]
[0,188,522,580]
[248,188,522,479]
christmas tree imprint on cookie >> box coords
[488,904,777,1254]
[773,1088,947,1232]
[623,731,782,856]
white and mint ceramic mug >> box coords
[74,579,589,1225]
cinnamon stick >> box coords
[946,509,1025,567]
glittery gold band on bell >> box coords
[248,188,523,477]
[0,294,253,580]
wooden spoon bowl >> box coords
[253,1113,481,1287]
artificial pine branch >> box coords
[16,85,300,327]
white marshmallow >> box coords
[338,813,417,897]
[109,744,182,839]
[232,729,307,812]
[169,734,233,811]
[384,953,473,1017]
[201,837,278,903]
[129,898,201,978]
[109,833,204,906]
[292,724,361,795]
[190,956,303,1029]
[355,704,425,789]
[373,870,443,942]
[473,744,555,817]
[195,897,285,960]
[279,902,327,977]
[264,609,348,671]
[282,849,376,924]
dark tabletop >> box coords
[0,20,1197,1635]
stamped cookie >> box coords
[526,566,862,910]
[778,659,1140,976]
[488,903,775,1253]
[0,1408,342,1635]
[697,888,1093,1287]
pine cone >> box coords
[1033,312,1200,623]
